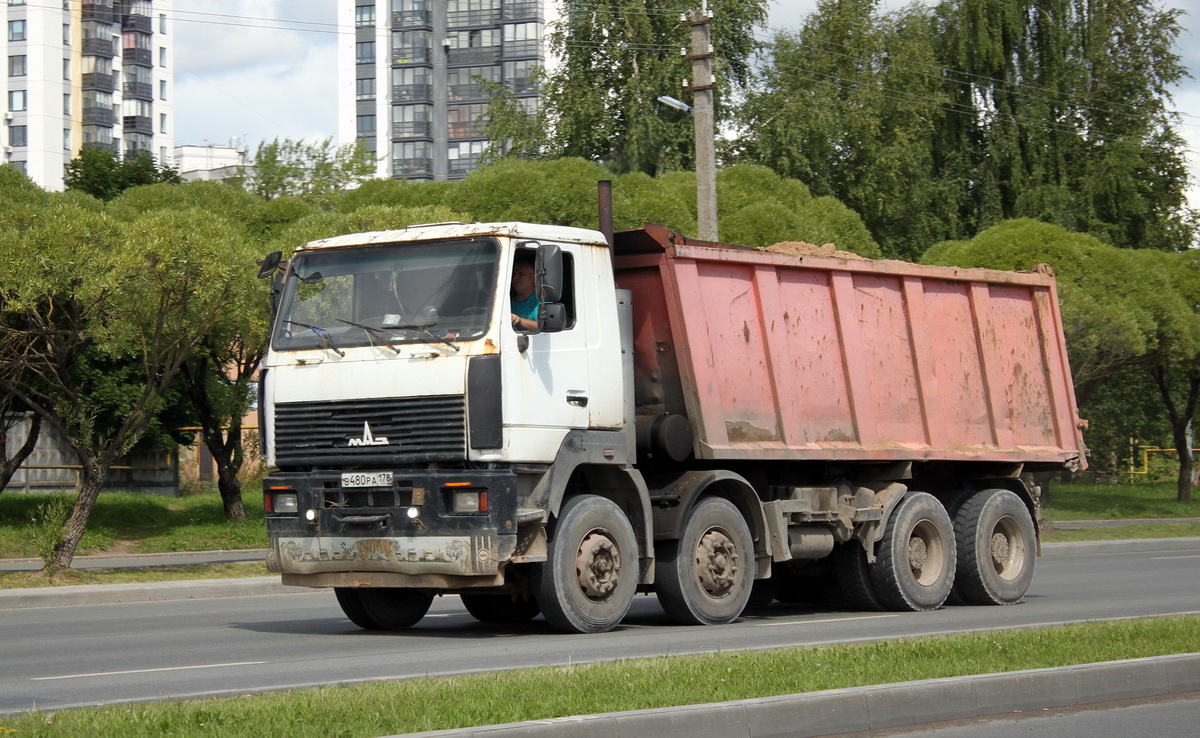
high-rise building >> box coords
[2,0,174,191]
[339,0,548,182]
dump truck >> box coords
[258,213,1085,634]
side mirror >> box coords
[536,243,563,303]
[538,302,566,333]
[257,251,283,279]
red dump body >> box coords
[614,225,1085,470]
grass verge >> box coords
[0,492,266,559]
[0,616,1196,737]
[0,562,269,589]
[1042,481,1200,520]
[1042,521,1200,542]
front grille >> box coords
[274,395,465,466]
[324,484,415,509]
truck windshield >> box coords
[272,238,499,353]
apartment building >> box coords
[3,0,174,190]
[339,0,548,182]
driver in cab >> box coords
[510,251,538,331]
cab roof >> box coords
[296,222,609,251]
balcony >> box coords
[501,1,542,21]
[393,157,433,179]
[448,83,491,102]
[123,81,153,100]
[448,156,481,178]
[82,140,120,154]
[505,80,537,95]
[82,0,116,24]
[83,38,115,57]
[392,46,430,65]
[123,14,153,33]
[123,115,153,136]
[82,107,114,126]
[392,10,431,29]
[82,72,115,91]
[447,47,501,65]
[123,48,153,67]
[448,120,488,139]
[502,40,541,59]
[393,84,433,102]
[447,9,500,28]
[393,121,432,139]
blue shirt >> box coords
[512,293,539,321]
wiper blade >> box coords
[336,318,401,353]
[392,323,461,353]
[283,319,345,357]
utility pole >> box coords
[686,4,718,242]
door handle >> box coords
[566,392,588,407]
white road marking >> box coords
[1150,554,1200,560]
[753,614,900,628]
[32,661,267,681]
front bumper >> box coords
[264,468,518,579]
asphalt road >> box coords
[2,547,1198,716]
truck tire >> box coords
[833,543,882,611]
[656,497,754,625]
[461,593,541,624]
[334,587,434,630]
[952,488,1036,605]
[535,495,639,634]
[869,492,955,611]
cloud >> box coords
[173,0,337,146]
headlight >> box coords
[452,490,488,514]
[267,491,298,514]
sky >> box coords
[174,1,1200,203]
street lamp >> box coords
[657,95,692,113]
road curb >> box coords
[0,577,310,610]
[1041,537,1200,556]
[394,654,1200,738]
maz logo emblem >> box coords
[348,421,389,447]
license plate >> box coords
[341,471,393,488]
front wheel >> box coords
[952,489,1037,605]
[334,587,434,630]
[869,492,956,611]
[535,495,639,634]
[656,497,755,625]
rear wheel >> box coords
[535,495,639,634]
[460,593,541,623]
[656,497,754,625]
[952,489,1037,605]
[334,587,434,630]
[869,492,955,611]
[833,543,882,611]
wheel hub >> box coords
[696,529,738,597]
[576,530,620,600]
[907,536,928,573]
[990,531,1011,568]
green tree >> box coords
[64,147,182,201]
[0,203,245,567]
[0,166,50,493]
[110,181,278,520]
[522,0,766,175]
[245,138,378,203]
[739,0,1194,257]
